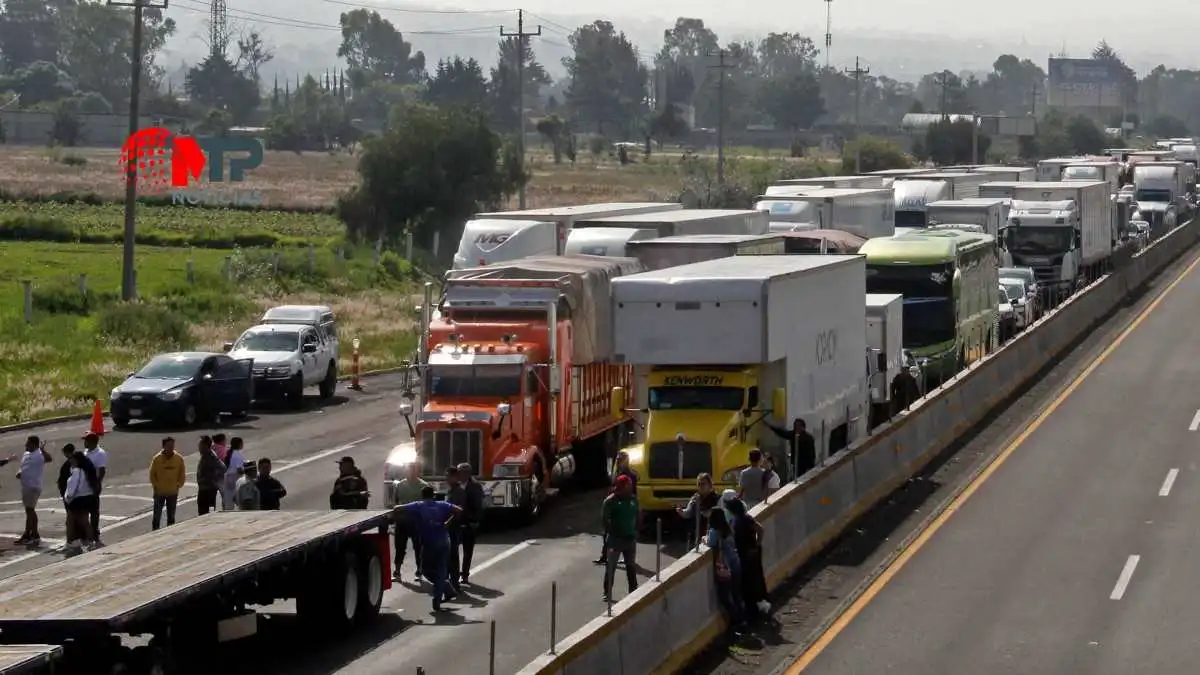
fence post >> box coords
[222,256,231,281]
[432,231,440,259]
[21,280,31,323]
[488,620,496,675]
[272,252,280,276]
[406,232,414,262]
[655,518,662,581]
[307,244,316,273]
[78,274,87,297]
[549,581,557,654]
[187,258,195,286]
[350,338,362,391]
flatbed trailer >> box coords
[0,511,393,671]
[0,646,61,675]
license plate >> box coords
[129,409,142,417]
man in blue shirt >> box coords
[397,486,463,611]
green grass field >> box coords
[0,241,421,425]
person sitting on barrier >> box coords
[677,473,720,546]
[706,509,746,635]
[725,498,770,620]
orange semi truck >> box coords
[392,255,642,521]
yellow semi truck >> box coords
[608,254,871,512]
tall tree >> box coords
[563,20,648,135]
[758,71,824,131]
[654,17,718,108]
[337,9,425,87]
[235,31,273,85]
[184,54,260,123]
[425,56,488,110]
[487,37,549,132]
[1091,40,1138,113]
[755,32,818,79]
[917,70,971,114]
[0,0,74,70]
[983,54,1044,115]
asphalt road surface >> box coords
[0,374,687,675]
[781,251,1200,675]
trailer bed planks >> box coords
[0,646,61,675]
[0,510,391,635]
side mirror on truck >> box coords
[610,387,626,420]
[398,395,416,438]
[771,388,786,420]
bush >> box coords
[97,303,190,347]
[843,136,911,173]
[0,214,315,249]
[32,279,117,316]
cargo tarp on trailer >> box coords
[445,255,644,363]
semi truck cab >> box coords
[608,366,784,511]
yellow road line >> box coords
[785,252,1200,673]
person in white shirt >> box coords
[81,432,108,547]
[63,451,99,555]
[221,437,247,511]
[16,435,52,546]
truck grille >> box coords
[419,429,482,476]
[647,441,713,480]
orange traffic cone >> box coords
[88,399,106,437]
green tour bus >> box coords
[860,229,999,384]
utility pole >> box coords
[843,57,869,173]
[501,10,540,209]
[108,0,168,302]
[708,49,734,186]
[1029,82,1040,116]
[934,70,951,115]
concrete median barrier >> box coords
[519,217,1200,675]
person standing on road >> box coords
[149,437,186,531]
[255,458,287,510]
[195,436,226,516]
[57,444,75,543]
[220,437,246,511]
[444,467,467,594]
[457,462,484,585]
[391,463,428,583]
[15,436,52,546]
[63,451,99,556]
[212,433,229,464]
[396,485,463,612]
[595,449,640,565]
[234,463,260,510]
[329,457,369,509]
[601,474,640,603]
[81,432,107,547]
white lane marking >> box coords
[1190,410,1200,431]
[1110,555,1141,600]
[0,510,126,522]
[0,436,373,572]
[470,540,536,575]
[1159,469,1180,496]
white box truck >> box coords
[753,187,894,238]
[576,208,769,237]
[564,227,659,257]
[1004,180,1112,295]
[898,172,993,199]
[969,166,1034,181]
[762,184,829,197]
[866,293,903,429]
[893,179,952,228]
[1169,143,1198,168]
[1132,162,1188,233]
[608,255,869,498]
[626,233,785,270]
[868,168,936,186]
[1062,161,1122,193]
[925,198,1011,237]
[461,202,681,265]
[979,181,1025,199]
[774,175,886,189]
[1036,157,1088,181]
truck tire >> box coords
[355,543,384,623]
[297,550,360,632]
[288,374,305,410]
[319,363,337,399]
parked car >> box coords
[226,305,339,408]
[998,286,1017,341]
[110,352,253,428]
[1000,277,1034,331]
[999,266,1041,317]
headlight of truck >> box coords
[722,466,748,483]
[110,388,121,400]
[493,463,524,478]
[159,389,183,401]
[265,366,290,377]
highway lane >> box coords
[0,374,687,675]
[787,253,1200,675]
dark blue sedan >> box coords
[110,352,254,428]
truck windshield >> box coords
[234,331,300,352]
[895,210,927,227]
[1009,227,1072,254]
[428,363,522,397]
[901,298,956,348]
[648,386,744,411]
[1135,189,1172,202]
[866,262,954,299]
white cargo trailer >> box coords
[774,175,886,189]
[968,166,1035,181]
[453,219,556,269]
[865,293,903,429]
[897,172,993,199]
[1133,161,1188,202]
[753,187,894,238]
[577,209,769,237]
[893,179,952,227]
[626,233,785,270]
[1004,180,1111,293]
[868,168,936,186]
[925,198,1010,238]
[1061,161,1122,192]
[978,181,1025,199]
[1169,143,1198,167]
[564,227,658,257]
[611,255,869,461]
[762,184,830,197]
[1036,158,1089,181]
[469,202,681,258]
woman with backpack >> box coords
[707,510,746,635]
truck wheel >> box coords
[517,460,544,525]
[297,550,360,632]
[180,402,198,427]
[319,363,337,399]
[355,543,384,623]
[288,374,305,410]
[113,417,130,429]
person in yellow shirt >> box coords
[149,437,187,531]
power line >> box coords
[707,48,734,186]
[501,9,540,210]
[177,0,502,35]
[844,56,869,172]
[319,0,515,15]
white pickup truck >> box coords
[225,305,339,408]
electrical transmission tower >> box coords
[824,0,833,69]
[210,0,229,58]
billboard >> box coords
[1047,58,1123,108]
